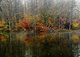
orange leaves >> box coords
[34,23,49,32]
[20,19,31,27]
[54,27,58,30]
[15,13,55,32]
[0,36,6,42]
[16,18,31,31]
[37,33,49,39]
[0,24,2,27]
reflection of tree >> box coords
[26,33,74,57]
[0,33,26,57]
[0,0,2,11]
[0,32,80,57]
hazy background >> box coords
[76,0,80,10]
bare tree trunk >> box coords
[15,15,17,30]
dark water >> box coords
[0,32,80,57]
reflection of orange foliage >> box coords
[25,37,32,47]
[25,38,31,43]
[54,27,58,30]
[0,36,6,42]
[37,33,49,39]
[21,32,74,48]
[36,33,54,45]
[24,33,50,47]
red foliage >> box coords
[34,23,49,32]
[17,19,31,30]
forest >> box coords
[0,0,80,57]
[0,0,80,32]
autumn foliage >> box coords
[16,19,31,31]
[1,12,80,32]
[0,19,9,32]
[16,14,50,32]
[72,19,80,29]
[34,23,49,32]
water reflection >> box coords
[0,32,26,57]
[0,32,80,57]
[25,33,74,57]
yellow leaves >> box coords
[35,15,39,18]
[0,24,3,27]
[4,26,7,29]
[24,14,40,26]
[73,19,79,28]
[73,22,79,28]
[0,19,5,28]
[0,19,9,31]
[0,24,9,31]
[24,14,29,18]
[72,35,79,39]
[72,34,79,43]
[37,33,49,39]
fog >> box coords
[0,0,80,29]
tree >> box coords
[69,0,76,30]
[0,0,2,20]
[0,0,2,12]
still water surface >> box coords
[0,31,80,57]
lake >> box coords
[0,31,80,57]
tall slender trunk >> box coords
[59,16,60,30]
[15,16,17,30]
